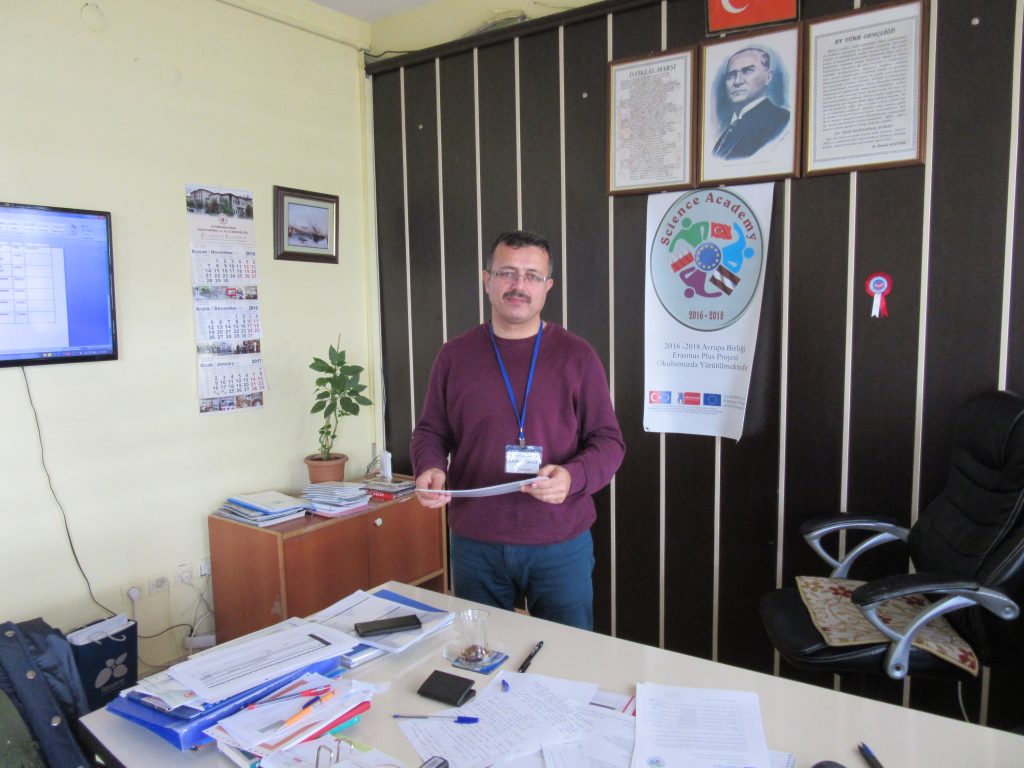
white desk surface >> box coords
[81,581,1024,768]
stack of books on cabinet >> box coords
[301,481,372,518]
[215,491,308,527]
[363,477,415,500]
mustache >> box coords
[503,290,530,302]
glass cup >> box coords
[456,608,490,663]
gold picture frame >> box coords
[273,185,339,264]
[804,0,928,176]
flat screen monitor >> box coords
[0,201,117,367]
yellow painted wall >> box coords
[0,0,606,667]
[0,0,372,664]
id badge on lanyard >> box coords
[489,322,545,476]
[505,444,542,474]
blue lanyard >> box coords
[488,321,543,446]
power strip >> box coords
[184,633,216,650]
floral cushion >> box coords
[795,575,979,676]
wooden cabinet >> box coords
[208,494,446,642]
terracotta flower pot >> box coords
[303,453,348,483]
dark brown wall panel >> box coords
[848,167,924,566]
[519,30,565,324]
[610,2,661,647]
[373,70,413,473]
[920,0,1014,500]
[372,0,1024,732]
[562,15,613,618]
[403,63,446,425]
[661,0,715,662]
[915,0,1018,725]
[839,165,925,704]
[477,42,519,262]
[717,182,785,673]
[1008,30,1024,397]
[439,52,483,339]
[564,17,612,371]
[780,173,849,687]
[665,0,703,43]
[562,15,615,632]
[783,174,849,573]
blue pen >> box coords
[246,685,331,709]
[857,742,885,768]
[501,679,510,692]
[392,714,479,724]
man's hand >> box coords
[414,468,450,508]
[521,464,571,505]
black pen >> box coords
[518,640,544,673]
[858,742,885,768]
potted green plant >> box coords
[304,342,373,483]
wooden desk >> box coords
[80,582,1024,767]
[208,496,446,641]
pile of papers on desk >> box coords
[108,588,453,751]
[216,490,308,526]
[302,481,373,517]
[397,671,794,768]
[108,618,356,749]
[203,672,380,764]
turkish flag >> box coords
[707,0,798,33]
[710,222,733,240]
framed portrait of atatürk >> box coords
[804,0,927,176]
[698,24,802,186]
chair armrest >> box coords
[849,572,1019,679]
[800,516,910,578]
[853,572,1020,617]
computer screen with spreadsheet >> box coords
[0,202,117,367]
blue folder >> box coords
[372,587,446,612]
[105,657,340,750]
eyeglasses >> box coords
[488,269,550,285]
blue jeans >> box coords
[450,530,595,630]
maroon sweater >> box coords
[411,323,625,545]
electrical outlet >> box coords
[149,575,169,596]
[175,564,193,586]
[184,633,216,650]
[198,558,212,578]
[122,579,144,605]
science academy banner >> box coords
[643,183,773,439]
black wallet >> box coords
[416,669,476,707]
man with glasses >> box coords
[412,230,624,630]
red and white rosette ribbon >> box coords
[865,272,891,318]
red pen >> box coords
[246,685,332,709]
[299,699,372,743]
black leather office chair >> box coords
[760,390,1024,680]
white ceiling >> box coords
[307,0,438,23]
